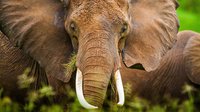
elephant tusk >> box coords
[75,68,98,109]
[115,70,125,106]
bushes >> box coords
[1,83,200,111]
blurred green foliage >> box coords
[0,83,200,112]
[1,67,200,111]
[1,68,200,111]
[177,0,200,32]
[178,0,200,13]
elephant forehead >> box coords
[70,0,126,25]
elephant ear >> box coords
[184,32,200,84]
[123,0,179,71]
[0,0,73,82]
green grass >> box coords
[177,9,200,32]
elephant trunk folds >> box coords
[81,51,113,107]
[75,34,115,107]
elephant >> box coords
[0,0,179,108]
[121,30,200,102]
[0,30,72,104]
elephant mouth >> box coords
[75,68,125,109]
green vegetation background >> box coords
[177,0,200,32]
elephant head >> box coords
[63,0,179,108]
[0,0,179,108]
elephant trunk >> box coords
[81,48,113,107]
[75,33,124,109]
[83,63,112,106]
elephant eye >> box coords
[70,22,77,32]
[69,21,79,36]
[120,23,128,37]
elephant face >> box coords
[65,0,130,69]
[63,0,179,107]
[63,0,130,107]
[0,0,179,109]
